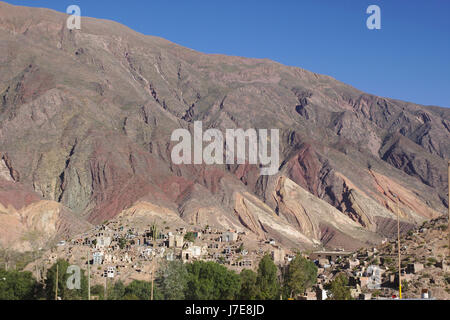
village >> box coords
[36,217,290,287]
[300,216,450,300]
[30,215,449,300]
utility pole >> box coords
[55,262,59,301]
[150,261,154,301]
[150,223,158,301]
[34,251,39,283]
[87,250,91,301]
[448,160,449,257]
[104,275,108,300]
[396,196,402,299]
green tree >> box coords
[118,237,127,250]
[238,269,258,300]
[256,254,280,300]
[184,232,196,243]
[107,280,126,300]
[45,259,88,300]
[122,293,140,300]
[0,247,13,271]
[326,273,353,300]
[93,280,161,300]
[125,280,163,300]
[91,284,105,300]
[0,269,41,300]
[283,255,317,298]
[157,260,188,300]
[185,261,240,300]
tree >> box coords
[238,269,258,300]
[157,260,188,300]
[45,259,88,300]
[122,293,140,300]
[107,280,126,300]
[326,273,352,300]
[0,269,41,300]
[185,261,240,300]
[256,254,280,300]
[91,284,106,300]
[0,244,14,271]
[21,231,45,281]
[283,255,317,298]
[124,280,163,300]
[92,280,161,300]
[118,237,127,250]
[184,232,196,243]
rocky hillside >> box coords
[0,178,91,252]
[362,215,449,299]
[0,1,448,252]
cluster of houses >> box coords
[49,225,407,299]
[43,215,448,299]
[297,243,448,300]
[46,221,294,284]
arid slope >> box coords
[0,1,448,251]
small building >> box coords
[350,286,362,299]
[96,236,112,249]
[309,251,352,262]
[359,293,372,300]
[304,289,317,300]
[271,248,285,265]
[121,253,132,263]
[317,258,330,268]
[237,260,252,267]
[93,252,104,265]
[168,234,184,248]
[182,245,207,261]
[47,254,58,265]
[193,231,202,240]
[406,263,424,274]
[346,259,360,269]
[221,231,238,243]
[359,276,370,288]
[106,267,115,278]
[166,252,175,261]
[141,248,153,257]
[315,287,328,300]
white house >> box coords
[96,236,112,249]
[93,252,104,265]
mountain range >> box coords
[0,1,448,252]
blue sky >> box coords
[4,0,450,108]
